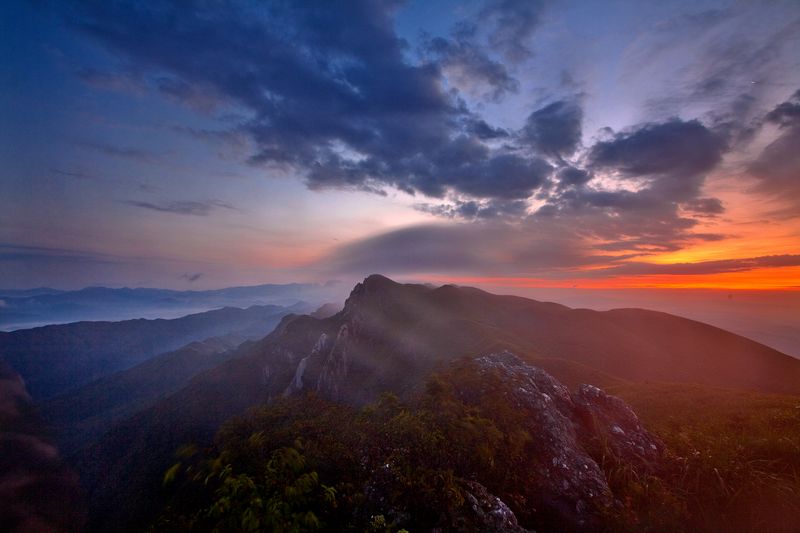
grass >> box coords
[606,383,800,532]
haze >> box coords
[2,0,799,350]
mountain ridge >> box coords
[74,274,800,531]
[0,303,299,400]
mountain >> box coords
[0,287,65,298]
[74,275,800,531]
[39,334,247,456]
[309,302,343,319]
[0,361,85,531]
[159,352,666,531]
[0,281,346,331]
[0,304,298,400]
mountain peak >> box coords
[343,274,403,311]
[361,273,399,289]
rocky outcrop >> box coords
[459,480,530,533]
[456,352,664,530]
[316,325,350,399]
[574,383,664,468]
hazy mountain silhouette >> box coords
[0,304,300,400]
[40,334,250,456]
[0,281,346,331]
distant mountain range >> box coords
[0,281,346,331]
[67,275,800,531]
[0,303,303,400]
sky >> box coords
[1,0,800,292]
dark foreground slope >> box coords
[0,362,84,532]
[40,335,246,456]
[159,353,666,532]
[77,275,800,530]
[0,303,296,400]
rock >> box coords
[574,384,664,469]
[459,480,531,532]
[457,351,665,530]
[316,325,351,399]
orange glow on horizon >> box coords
[427,266,800,290]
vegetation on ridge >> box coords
[151,359,800,532]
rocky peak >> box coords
[341,274,404,314]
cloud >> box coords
[747,90,800,211]
[522,99,583,159]
[121,199,238,216]
[59,0,558,204]
[480,0,546,62]
[76,67,145,94]
[628,5,799,128]
[321,219,797,281]
[466,119,510,140]
[588,254,800,277]
[682,197,725,216]
[0,243,119,265]
[322,222,602,276]
[416,198,529,220]
[80,142,157,162]
[588,119,726,186]
[554,166,592,189]
[50,169,98,180]
[55,0,792,277]
[422,35,519,101]
[321,217,657,278]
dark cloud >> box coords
[480,0,545,62]
[588,119,726,185]
[50,169,97,180]
[682,197,725,216]
[323,221,615,277]
[61,0,555,203]
[748,90,800,211]
[322,220,792,280]
[416,198,529,220]
[764,90,800,126]
[590,254,800,277]
[555,166,592,189]
[121,199,238,216]
[0,243,119,265]
[467,119,510,140]
[422,36,518,101]
[522,99,583,159]
[80,142,156,162]
[525,118,731,253]
[59,0,787,278]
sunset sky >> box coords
[2,0,799,291]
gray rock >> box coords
[460,480,531,532]
[460,351,665,530]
